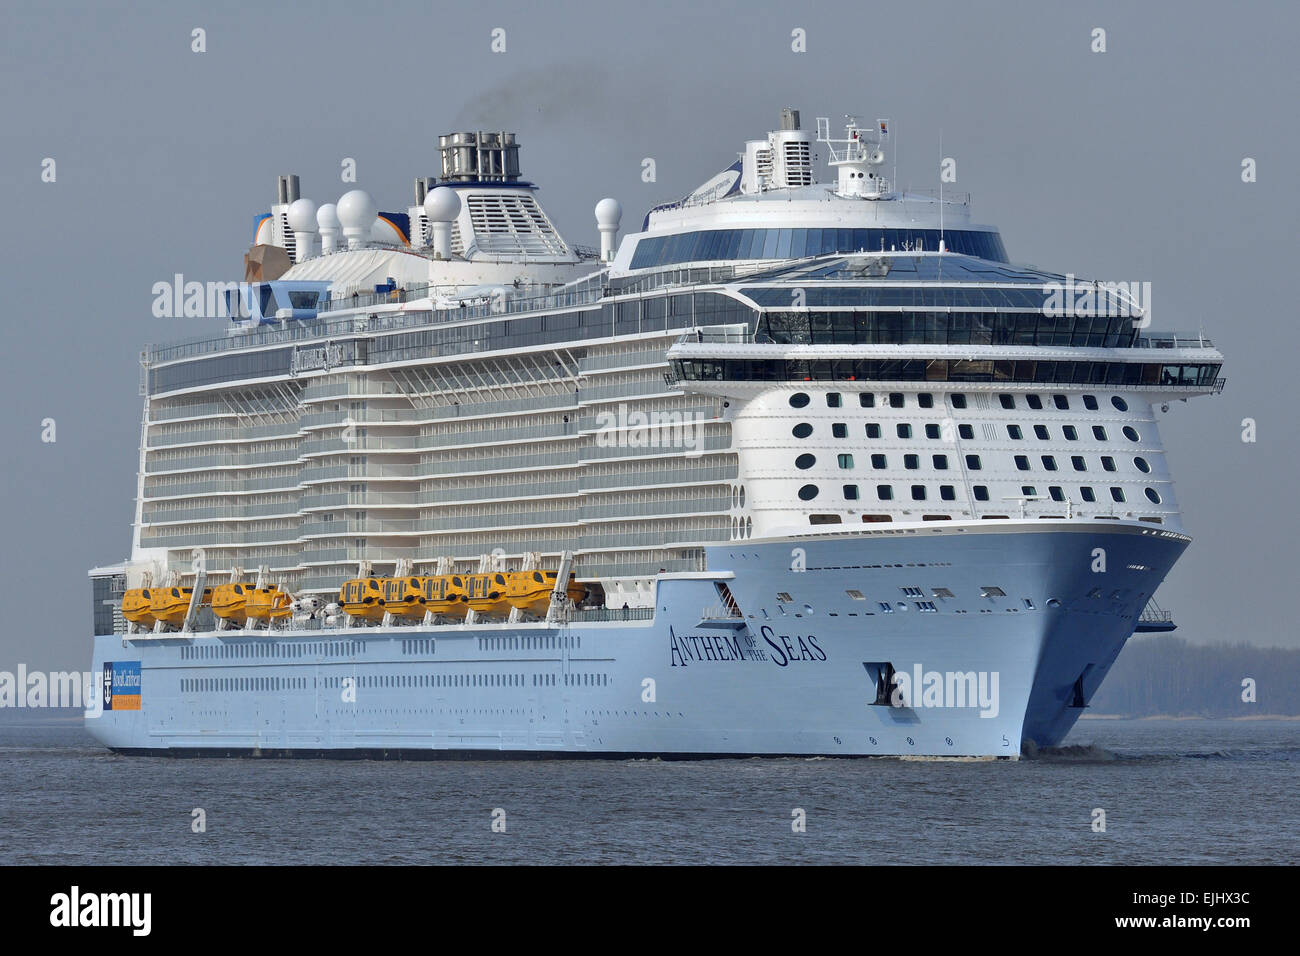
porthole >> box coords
[789,392,811,408]
[797,484,819,501]
[1134,457,1151,473]
[795,453,816,470]
[1122,426,1140,442]
[792,422,813,439]
[1112,396,1129,412]
[1046,598,1062,608]
[1144,487,1161,503]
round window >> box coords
[1134,457,1151,473]
[797,484,819,501]
[792,422,813,439]
[789,393,811,408]
[1112,396,1129,412]
[1145,487,1162,503]
[795,454,816,470]
[1122,426,1140,442]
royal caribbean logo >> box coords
[101,662,142,711]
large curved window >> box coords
[630,227,1009,269]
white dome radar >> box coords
[337,189,378,249]
[316,202,341,254]
[595,197,623,261]
[424,188,461,259]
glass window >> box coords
[966,454,982,470]
[999,394,1015,409]
[889,393,905,408]
[859,393,875,408]
[798,484,819,501]
[904,454,920,469]
[1102,456,1116,471]
[877,485,893,500]
[951,394,968,409]
[1027,395,1043,409]
[1071,455,1087,471]
[1080,487,1096,502]
[1145,487,1161,503]
[795,454,816,470]
[940,485,956,501]
[1049,486,1065,502]
[1083,394,1099,410]
[897,423,912,438]
[838,454,854,469]
[924,423,941,439]
[1015,455,1030,470]
[844,484,860,501]
[1112,396,1129,411]
[1034,425,1050,440]
[958,424,974,440]
[973,485,990,501]
[1042,456,1058,471]
[1008,425,1023,440]
[1021,486,1037,496]
[1134,456,1151,473]
[866,423,882,438]
[918,393,934,408]
[1063,425,1078,441]
[1123,426,1140,442]
[831,422,847,438]
[1093,425,1108,441]
[933,454,949,470]
[827,392,842,408]
[911,485,927,501]
[789,392,810,408]
[1053,395,1070,410]
[1110,487,1125,502]
[792,422,813,439]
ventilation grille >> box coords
[465,194,569,256]
[782,141,813,186]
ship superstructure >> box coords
[86,110,1221,757]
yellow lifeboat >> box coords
[149,586,212,628]
[381,577,430,621]
[121,589,157,629]
[245,585,292,622]
[466,572,513,618]
[211,581,257,625]
[422,574,469,619]
[339,578,387,623]
[507,570,588,616]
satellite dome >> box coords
[595,197,622,227]
[423,187,462,222]
[316,203,340,230]
[337,190,377,229]
[286,198,318,232]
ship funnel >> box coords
[277,174,301,204]
[438,131,521,183]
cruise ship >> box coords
[84,109,1223,758]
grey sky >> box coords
[2,0,1296,670]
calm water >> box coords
[2,713,1295,865]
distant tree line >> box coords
[1089,635,1300,716]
